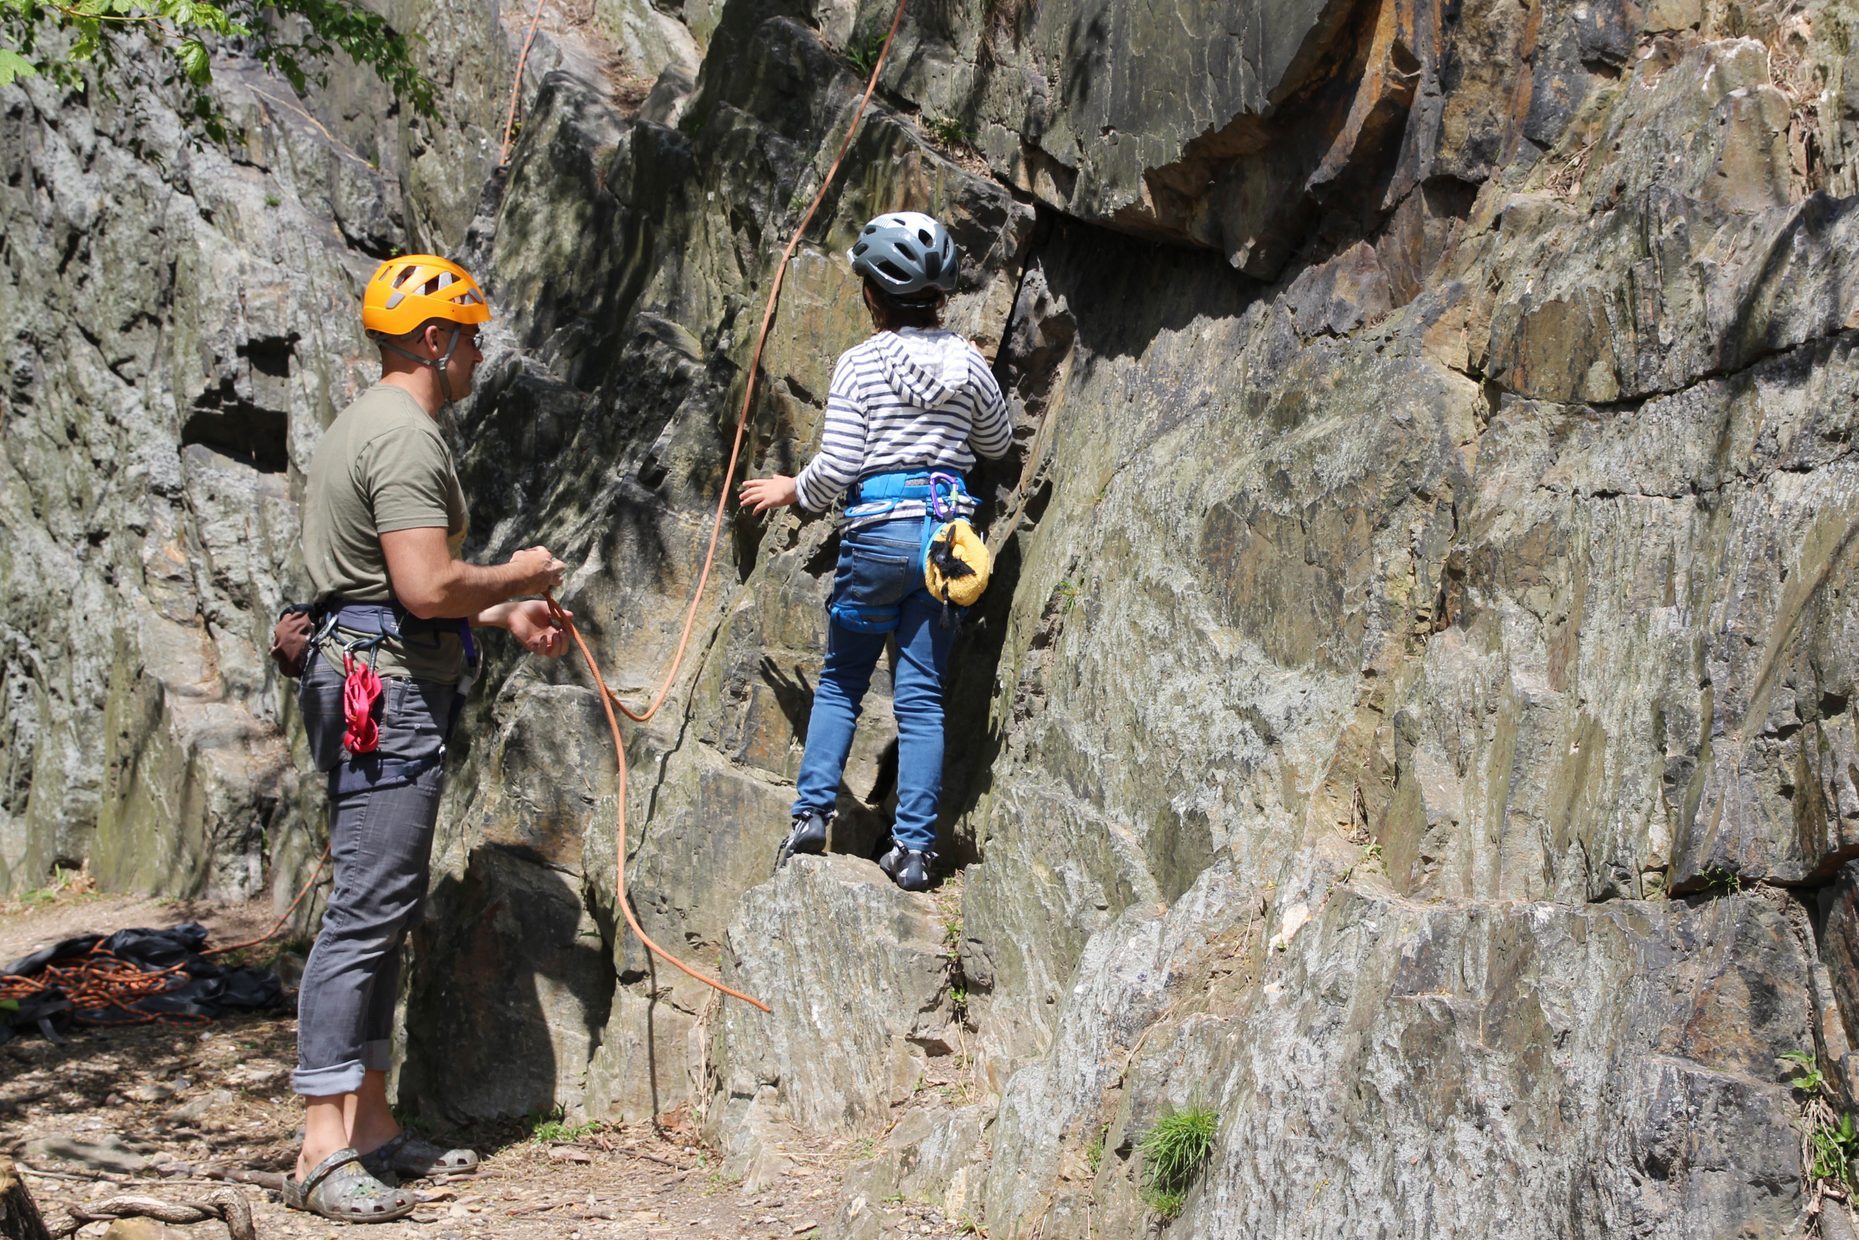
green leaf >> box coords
[0,997,19,1013]
[176,34,206,82]
[0,46,34,84]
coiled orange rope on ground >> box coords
[543,0,913,1014]
[0,851,330,1028]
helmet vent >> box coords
[363,255,490,334]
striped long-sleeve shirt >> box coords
[793,328,1012,514]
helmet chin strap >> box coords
[380,326,464,409]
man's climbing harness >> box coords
[541,0,915,1016]
[276,601,482,796]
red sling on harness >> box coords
[341,652,383,754]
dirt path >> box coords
[1,888,850,1239]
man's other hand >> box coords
[505,599,571,657]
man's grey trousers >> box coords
[291,654,455,1097]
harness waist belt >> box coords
[319,600,479,667]
[848,470,968,505]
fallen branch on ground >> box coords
[54,1188,255,1240]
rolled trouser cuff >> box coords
[362,1039,394,1072]
[292,1058,366,1097]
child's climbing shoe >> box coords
[878,843,936,892]
[774,810,832,871]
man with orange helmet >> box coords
[283,255,570,1222]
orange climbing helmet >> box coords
[361,254,491,337]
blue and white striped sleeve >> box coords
[794,351,868,511]
[966,351,1012,460]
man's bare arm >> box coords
[381,526,564,620]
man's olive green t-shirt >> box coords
[302,383,469,683]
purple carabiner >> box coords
[927,471,961,521]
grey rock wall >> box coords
[9,0,1859,1235]
[0,58,391,900]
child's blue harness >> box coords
[832,469,974,634]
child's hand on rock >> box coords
[740,475,799,514]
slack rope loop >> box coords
[549,594,770,1012]
[203,848,332,959]
[547,0,911,1014]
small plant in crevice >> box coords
[1336,840,1386,889]
[922,111,975,150]
[1138,1106,1219,1221]
[1810,1113,1859,1196]
[1783,1049,1827,1094]
[1085,1123,1109,1174]
[1700,867,1746,895]
[843,27,888,78]
[1780,1047,1859,1201]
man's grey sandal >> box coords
[281,1147,415,1223]
[360,1130,480,1181]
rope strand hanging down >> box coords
[544,0,912,1013]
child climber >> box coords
[740,211,1012,892]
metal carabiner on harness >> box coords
[926,471,962,521]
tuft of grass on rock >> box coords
[528,1106,601,1144]
[843,27,887,78]
[1085,1123,1108,1173]
[1138,1106,1218,1221]
[922,112,974,149]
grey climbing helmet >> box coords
[849,212,958,299]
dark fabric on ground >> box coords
[0,921,284,1042]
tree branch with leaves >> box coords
[0,0,438,138]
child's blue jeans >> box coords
[793,517,957,852]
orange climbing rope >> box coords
[501,0,548,166]
[0,851,331,1028]
[201,847,332,959]
[542,0,913,1015]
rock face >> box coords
[9,0,1859,1235]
